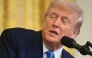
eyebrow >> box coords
[49,12,58,15]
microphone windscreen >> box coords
[61,36,75,48]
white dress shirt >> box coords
[43,42,64,58]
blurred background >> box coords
[0,0,92,58]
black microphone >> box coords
[86,41,92,48]
[61,36,92,56]
[61,36,81,50]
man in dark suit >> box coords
[0,0,83,58]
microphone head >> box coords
[61,36,92,55]
[61,36,75,48]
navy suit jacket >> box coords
[0,28,74,58]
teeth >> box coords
[50,31,58,35]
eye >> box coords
[61,17,70,25]
[62,19,67,23]
[49,13,58,19]
[51,15,55,18]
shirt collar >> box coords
[43,42,48,53]
[43,41,64,58]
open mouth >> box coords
[50,30,58,35]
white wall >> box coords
[74,0,92,58]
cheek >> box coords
[43,20,48,29]
[43,19,52,29]
[43,22,48,29]
[60,27,73,36]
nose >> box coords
[53,18,60,28]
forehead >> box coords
[50,6,75,16]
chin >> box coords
[46,37,59,43]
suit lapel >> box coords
[26,30,43,58]
[26,46,43,58]
[62,49,74,58]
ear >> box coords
[70,30,78,39]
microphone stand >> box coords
[86,41,92,48]
[79,41,92,56]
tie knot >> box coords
[45,50,55,58]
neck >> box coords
[44,41,63,51]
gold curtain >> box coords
[0,0,74,55]
[0,0,54,33]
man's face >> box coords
[42,7,77,45]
